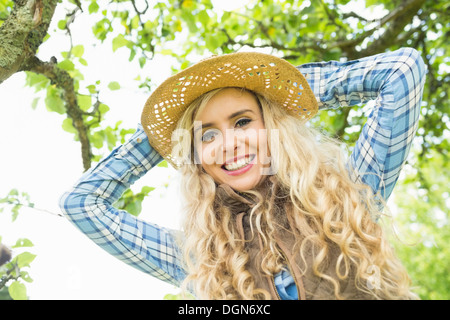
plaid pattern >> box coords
[299,47,426,202]
[59,132,186,287]
[60,48,425,299]
[274,268,298,300]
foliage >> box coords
[0,189,34,221]
[0,190,36,300]
[0,0,448,299]
[114,186,155,216]
[390,149,450,299]
[163,291,195,300]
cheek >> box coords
[242,128,262,149]
[255,129,270,157]
[256,134,273,173]
[195,141,219,166]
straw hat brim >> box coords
[141,51,318,168]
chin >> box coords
[226,174,268,192]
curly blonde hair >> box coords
[172,87,416,300]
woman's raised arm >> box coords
[59,123,186,286]
[298,47,426,203]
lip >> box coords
[221,154,256,176]
[223,154,253,166]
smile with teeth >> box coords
[222,155,256,171]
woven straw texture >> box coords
[141,52,318,168]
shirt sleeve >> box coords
[298,47,426,203]
[59,123,187,287]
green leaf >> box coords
[12,238,34,248]
[163,293,177,300]
[77,94,92,111]
[198,10,210,27]
[128,49,136,62]
[125,201,142,217]
[14,252,36,268]
[31,97,39,110]
[19,271,33,283]
[205,33,220,52]
[89,0,99,14]
[105,128,117,150]
[11,204,22,221]
[157,160,168,168]
[98,103,110,114]
[45,97,65,114]
[108,81,121,90]
[25,72,49,92]
[79,57,88,66]
[365,0,380,7]
[57,19,66,30]
[112,34,130,52]
[138,56,146,68]
[86,84,97,94]
[8,281,27,300]
[141,186,155,195]
[180,10,198,33]
[62,118,77,134]
[58,59,75,72]
[45,87,65,114]
[131,15,140,29]
[72,45,84,58]
[163,292,194,300]
[91,131,104,149]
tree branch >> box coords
[0,0,57,84]
[321,0,425,59]
[220,27,324,56]
[356,0,426,58]
[0,0,93,170]
[22,56,93,171]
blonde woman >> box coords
[60,47,426,300]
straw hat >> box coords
[141,51,318,168]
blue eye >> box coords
[236,118,251,128]
[201,129,218,142]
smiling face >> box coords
[193,88,271,192]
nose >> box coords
[220,128,246,162]
[222,128,237,151]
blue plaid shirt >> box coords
[60,48,426,300]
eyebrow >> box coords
[194,109,256,134]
